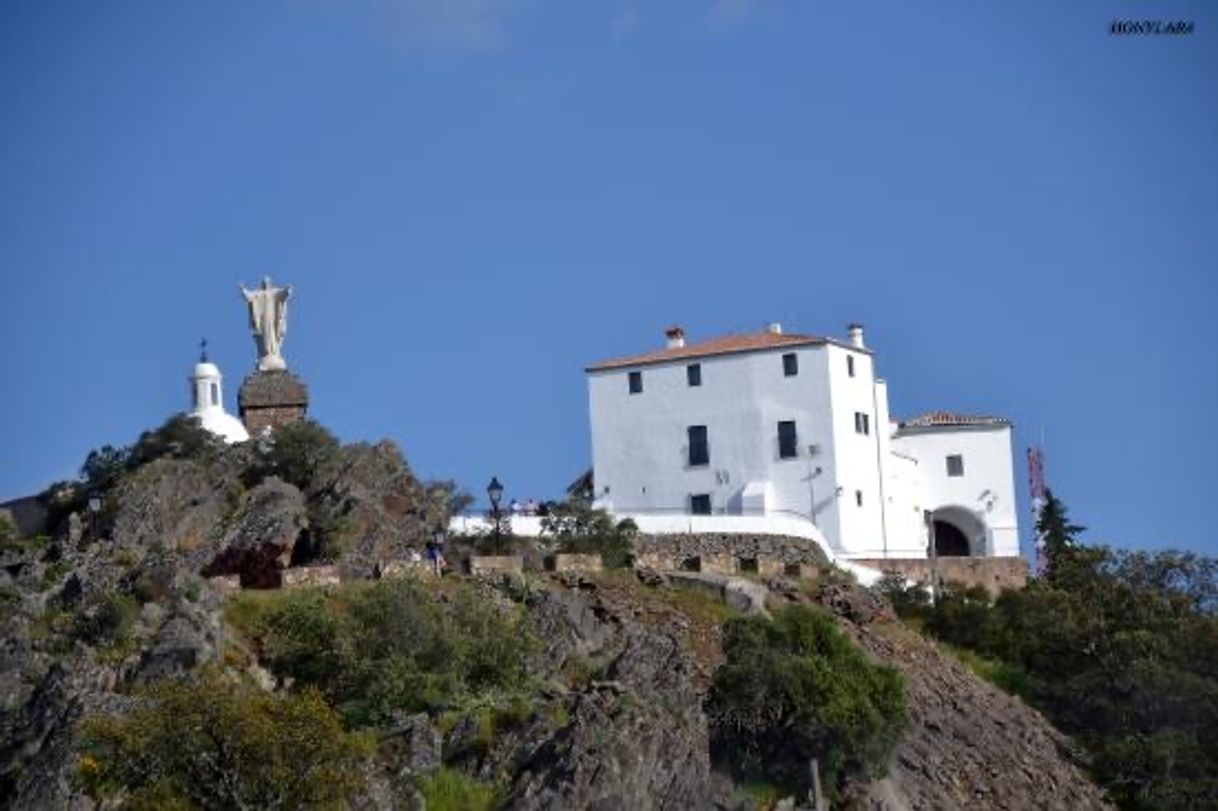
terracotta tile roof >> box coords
[898,411,1010,429]
[587,330,859,372]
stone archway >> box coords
[931,506,988,557]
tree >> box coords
[540,500,637,568]
[707,604,907,799]
[1037,488,1085,580]
[250,420,341,492]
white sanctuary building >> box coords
[585,323,1019,563]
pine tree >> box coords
[1037,488,1085,579]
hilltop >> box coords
[1,417,1112,809]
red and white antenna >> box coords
[1027,444,1047,574]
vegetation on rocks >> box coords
[878,490,1218,810]
[227,577,537,726]
[540,500,637,568]
[77,669,370,809]
[707,603,907,800]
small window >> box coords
[190,384,198,409]
[777,420,798,459]
[690,494,711,515]
[946,454,965,477]
[210,382,219,407]
[854,412,871,435]
[628,371,643,394]
[847,355,855,377]
[687,363,702,387]
[782,352,798,377]
[856,489,863,507]
[688,425,709,467]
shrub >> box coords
[414,768,499,811]
[707,604,906,799]
[541,501,636,568]
[249,420,340,492]
[910,496,1218,810]
[873,571,930,620]
[71,593,139,647]
[78,669,369,809]
[228,578,537,727]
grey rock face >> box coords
[508,587,719,810]
[202,477,306,587]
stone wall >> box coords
[238,370,309,434]
[632,532,830,577]
[468,555,524,576]
[854,556,1028,596]
[282,564,341,589]
[549,553,604,573]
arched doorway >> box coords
[929,506,988,557]
[933,520,970,557]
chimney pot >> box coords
[767,323,782,335]
[664,325,686,349]
[847,323,865,349]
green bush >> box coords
[541,501,636,568]
[414,767,499,811]
[229,578,537,727]
[249,419,340,492]
[78,668,370,809]
[707,604,907,799]
[71,592,139,647]
[910,494,1218,809]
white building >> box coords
[585,324,1019,562]
[187,346,249,444]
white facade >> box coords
[585,325,1019,561]
[187,356,249,444]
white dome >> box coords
[193,361,222,380]
[194,410,250,444]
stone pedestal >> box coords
[238,370,309,435]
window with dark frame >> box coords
[628,371,642,394]
[946,454,965,477]
[687,363,702,387]
[690,493,712,515]
[210,382,219,406]
[782,352,798,376]
[777,420,798,459]
[856,489,863,507]
[687,425,709,467]
[854,411,870,435]
[847,355,855,377]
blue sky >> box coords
[1,1,1215,556]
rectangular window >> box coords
[946,454,965,477]
[687,425,709,467]
[687,363,702,387]
[628,371,642,394]
[847,355,855,377]
[782,352,798,377]
[690,493,712,515]
[854,412,870,435]
[777,420,798,459]
[856,489,863,507]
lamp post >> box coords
[487,476,504,552]
[924,509,940,599]
[87,493,102,542]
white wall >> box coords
[589,344,841,540]
[585,337,1020,561]
[891,425,1020,557]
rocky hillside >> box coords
[0,419,1111,809]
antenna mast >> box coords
[1027,444,1048,575]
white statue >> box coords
[239,277,292,371]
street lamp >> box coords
[487,477,504,551]
[87,493,102,541]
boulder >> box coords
[202,478,306,588]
